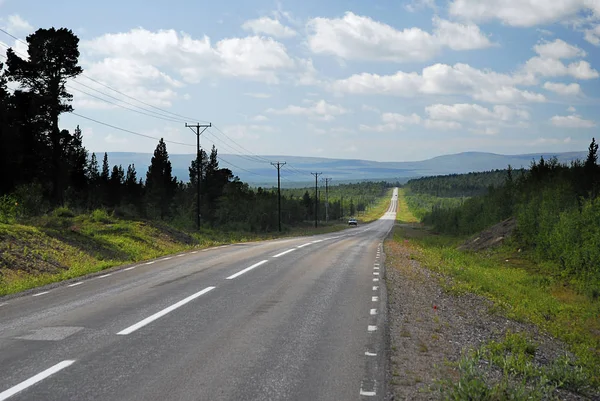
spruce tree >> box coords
[146,138,176,219]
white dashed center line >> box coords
[368,325,377,332]
[370,309,377,315]
[297,243,312,249]
[373,278,379,282]
[226,260,268,280]
[272,249,295,258]
[0,360,75,401]
[117,286,216,335]
[373,286,378,291]
[365,351,377,356]
[372,296,379,302]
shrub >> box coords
[53,207,75,218]
[0,194,18,223]
[90,209,113,223]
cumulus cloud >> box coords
[542,82,582,95]
[359,112,421,132]
[584,24,600,45]
[524,57,599,79]
[425,103,530,122]
[266,99,348,121]
[533,39,586,59]
[306,12,492,63]
[448,0,600,27]
[469,127,500,135]
[242,17,297,38]
[83,28,296,85]
[550,114,596,128]
[1,14,33,34]
[330,62,545,103]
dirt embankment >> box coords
[458,217,517,252]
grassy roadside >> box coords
[1,188,395,297]
[389,189,600,396]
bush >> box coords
[52,207,75,218]
[0,194,18,223]
[12,183,48,218]
[90,209,113,223]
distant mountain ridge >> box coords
[95,151,587,187]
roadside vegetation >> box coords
[388,144,600,398]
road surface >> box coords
[0,189,399,401]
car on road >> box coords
[348,218,358,226]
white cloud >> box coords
[330,62,544,103]
[533,39,586,59]
[251,114,269,121]
[266,99,348,121]
[524,57,599,79]
[584,24,600,45]
[359,123,399,132]
[448,0,600,27]
[423,119,462,130]
[1,14,33,34]
[432,16,494,51]
[405,0,437,12]
[244,92,272,98]
[105,133,128,144]
[83,28,296,84]
[242,17,297,38]
[550,114,596,128]
[426,103,530,122]
[381,112,422,124]
[306,12,492,63]
[543,81,582,95]
[567,105,576,112]
[362,104,381,113]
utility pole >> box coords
[322,177,332,222]
[271,161,286,232]
[186,122,211,230]
[311,172,322,228]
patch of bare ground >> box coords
[385,225,590,400]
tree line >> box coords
[0,27,391,232]
[408,139,600,295]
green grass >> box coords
[438,331,592,399]
[392,189,600,394]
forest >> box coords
[0,27,390,233]
[406,140,600,294]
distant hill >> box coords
[95,151,587,187]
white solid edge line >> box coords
[176,254,185,257]
[370,308,377,315]
[99,274,112,278]
[191,251,198,254]
[273,249,295,258]
[162,257,172,261]
[117,286,216,335]
[0,303,7,307]
[32,291,49,297]
[226,260,268,280]
[0,360,75,401]
[297,243,312,248]
[145,261,155,265]
[124,266,136,271]
[68,282,82,287]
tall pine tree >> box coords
[146,138,177,219]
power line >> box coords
[67,85,184,124]
[70,112,195,147]
[69,80,187,123]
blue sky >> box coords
[1,0,599,162]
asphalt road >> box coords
[0,188,399,401]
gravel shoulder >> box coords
[384,225,591,401]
